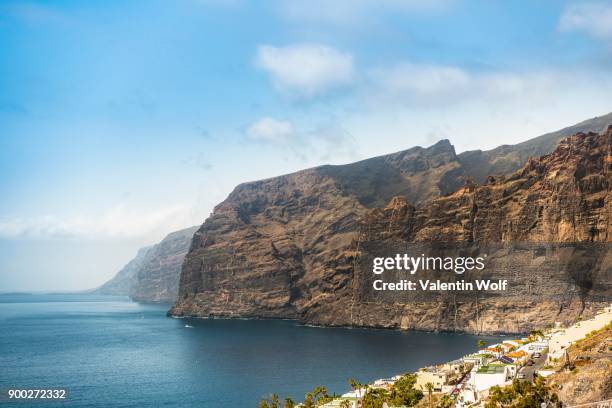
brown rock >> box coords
[170,124,612,334]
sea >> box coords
[0,294,502,407]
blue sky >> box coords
[1,0,612,291]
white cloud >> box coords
[369,62,563,107]
[246,117,295,142]
[559,1,612,39]
[276,0,451,27]
[305,122,359,162]
[0,203,198,241]
[255,44,355,98]
[246,116,358,162]
[375,63,471,98]
[343,61,612,157]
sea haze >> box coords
[0,294,502,407]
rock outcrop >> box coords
[94,226,198,303]
[130,226,199,303]
[548,324,612,406]
[170,119,612,334]
[317,129,612,333]
[93,246,151,296]
[171,139,467,319]
[457,112,612,183]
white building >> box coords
[471,365,513,392]
[341,388,367,399]
[416,368,448,392]
[520,341,548,353]
[462,354,488,368]
[319,398,359,408]
[371,378,396,390]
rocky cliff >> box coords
[130,226,199,303]
[457,112,612,183]
[95,226,197,303]
[171,139,467,320]
[316,129,612,333]
[548,323,612,406]
[93,246,151,296]
[170,118,612,334]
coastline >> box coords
[165,311,526,336]
[270,305,612,408]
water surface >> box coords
[0,294,501,407]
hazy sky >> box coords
[1,0,612,292]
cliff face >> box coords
[171,140,466,319]
[313,129,612,333]
[457,112,612,183]
[170,120,612,334]
[95,226,197,303]
[93,246,151,296]
[130,226,198,303]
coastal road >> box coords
[518,351,548,382]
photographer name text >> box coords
[371,254,508,292]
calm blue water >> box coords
[0,294,501,407]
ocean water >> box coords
[0,294,501,407]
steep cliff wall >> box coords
[129,226,198,303]
[170,140,467,319]
[170,120,612,334]
[95,226,197,303]
[310,129,612,333]
[93,246,151,296]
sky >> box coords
[1,0,612,292]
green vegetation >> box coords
[437,394,453,408]
[362,388,390,408]
[528,329,544,342]
[477,339,487,349]
[346,374,424,408]
[477,365,506,374]
[348,378,363,393]
[389,374,424,407]
[259,394,281,408]
[485,377,561,408]
[259,386,332,408]
[302,386,333,407]
[425,382,434,408]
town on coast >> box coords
[260,305,612,408]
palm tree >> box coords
[313,386,328,402]
[349,378,365,398]
[303,393,315,408]
[270,394,280,408]
[425,382,434,408]
[362,388,389,408]
[339,399,351,408]
[477,339,486,349]
[284,397,295,408]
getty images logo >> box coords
[372,254,487,275]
